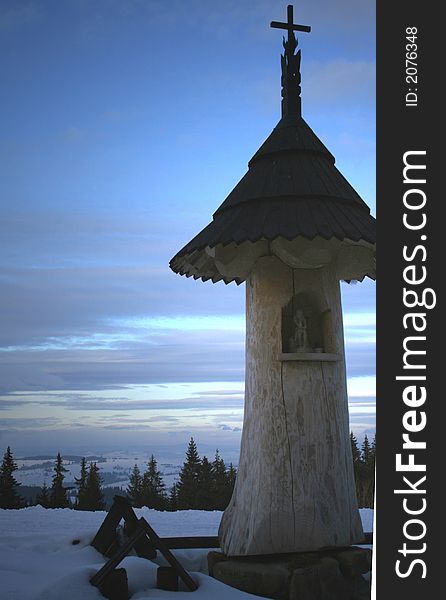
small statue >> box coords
[290,308,309,352]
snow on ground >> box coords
[0,507,373,600]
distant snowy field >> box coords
[0,507,373,600]
[14,453,184,490]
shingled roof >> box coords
[170,8,375,284]
[169,113,375,283]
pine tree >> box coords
[350,432,362,504]
[169,482,179,511]
[361,434,375,508]
[211,450,228,510]
[127,464,143,506]
[197,456,214,510]
[370,434,376,463]
[75,457,88,510]
[225,463,237,507]
[177,437,201,509]
[83,462,105,511]
[350,432,361,466]
[36,482,50,508]
[50,452,69,508]
[0,446,25,509]
[362,435,371,465]
[369,434,376,506]
[141,455,166,510]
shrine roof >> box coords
[169,5,375,284]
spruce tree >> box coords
[362,435,371,465]
[177,437,201,509]
[211,450,228,510]
[350,432,362,503]
[361,434,375,508]
[225,463,237,507]
[370,434,376,463]
[169,482,179,511]
[50,452,69,508]
[350,432,361,466]
[75,457,88,510]
[0,446,25,509]
[127,464,143,506]
[370,434,376,506]
[141,455,166,510]
[83,462,105,511]
[197,456,214,510]
[36,482,50,508]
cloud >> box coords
[0,417,61,430]
[0,204,372,396]
[0,269,374,394]
[0,0,375,455]
[347,376,376,398]
[0,389,245,412]
[0,322,374,393]
[0,390,374,456]
[218,424,237,431]
[0,363,66,395]
[0,264,243,343]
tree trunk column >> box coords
[219,256,363,556]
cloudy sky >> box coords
[0,0,375,458]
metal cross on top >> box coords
[270,4,311,43]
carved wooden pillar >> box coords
[219,256,364,555]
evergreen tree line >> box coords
[35,454,105,510]
[1,440,238,512]
[0,447,105,510]
[2,436,375,512]
[127,438,237,511]
[350,432,376,508]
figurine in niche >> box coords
[291,308,310,352]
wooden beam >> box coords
[90,526,146,588]
[162,535,220,549]
[91,495,156,559]
[91,517,198,593]
[91,497,127,556]
[139,518,198,591]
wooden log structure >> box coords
[90,515,198,592]
[219,258,366,555]
[91,495,156,559]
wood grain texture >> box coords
[218,256,363,556]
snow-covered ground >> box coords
[0,507,373,600]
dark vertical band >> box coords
[376,0,440,595]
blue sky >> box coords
[0,0,375,457]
